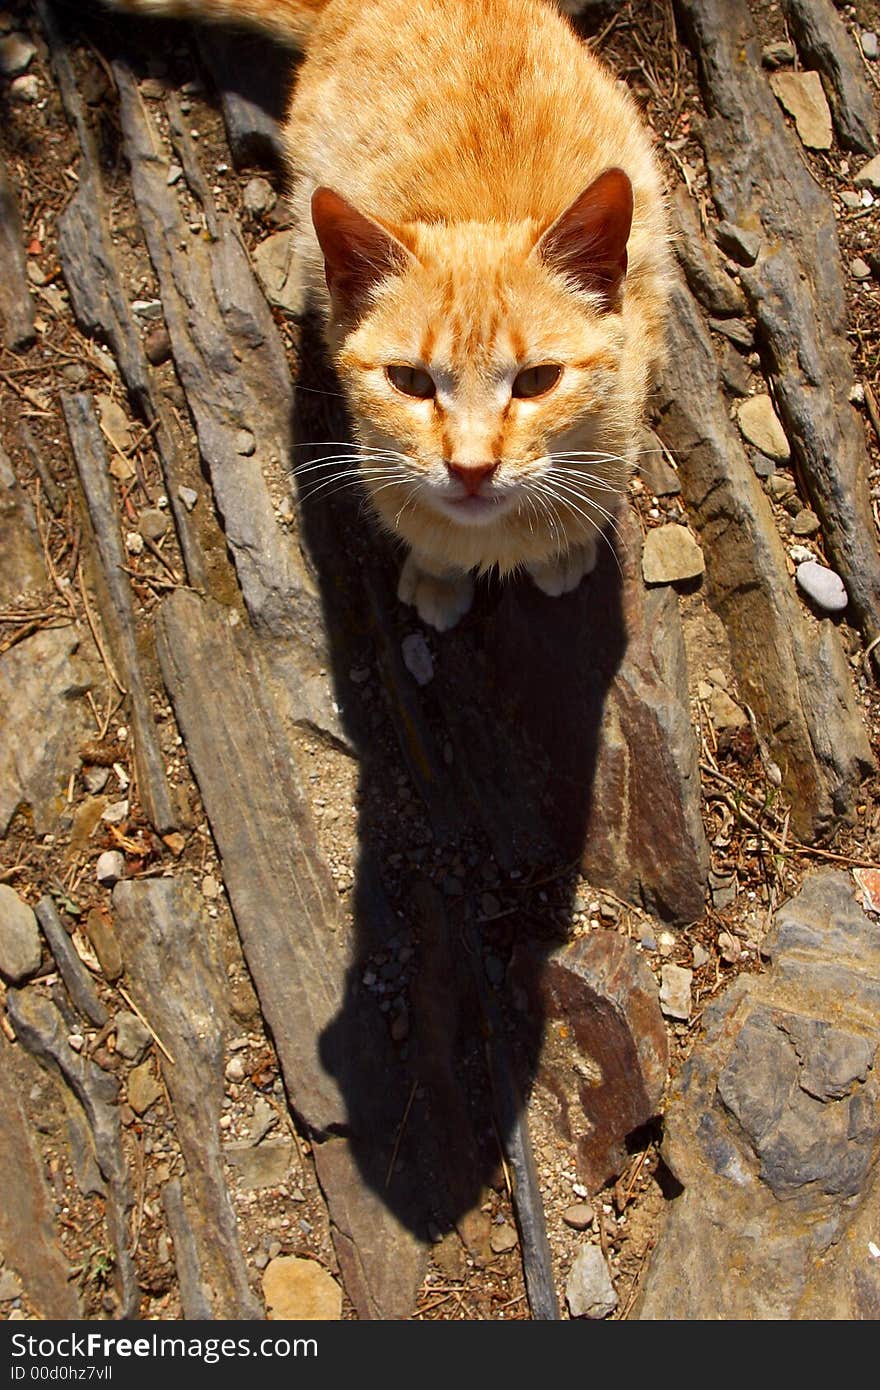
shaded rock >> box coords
[144,324,172,365]
[642,524,705,585]
[862,32,879,62]
[511,932,668,1191]
[769,70,833,149]
[796,560,848,613]
[243,176,277,217]
[720,344,752,396]
[714,220,762,266]
[736,395,791,461]
[127,1060,162,1115]
[401,632,434,685]
[197,28,287,168]
[0,33,35,75]
[659,964,693,1021]
[566,1244,618,1319]
[0,1268,22,1301]
[138,507,168,542]
[262,1255,342,1321]
[0,886,41,984]
[762,41,796,68]
[0,625,93,836]
[781,0,877,154]
[706,686,748,733]
[9,73,38,104]
[709,316,754,351]
[639,440,680,497]
[637,871,880,1319]
[0,155,35,349]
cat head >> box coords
[309,169,642,572]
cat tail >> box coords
[100,0,330,49]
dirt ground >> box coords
[1,0,880,1321]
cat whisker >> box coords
[529,480,624,576]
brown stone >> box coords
[262,1255,341,1320]
[512,932,669,1193]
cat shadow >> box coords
[292,318,627,1252]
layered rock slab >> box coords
[637,871,880,1320]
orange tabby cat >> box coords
[104,0,670,628]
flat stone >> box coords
[566,1244,618,1319]
[854,154,880,189]
[720,345,752,397]
[637,871,880,1319]
[714,221,762,266]
[770,71,833,149]
[0,625,93,836]
[262,1255,342,1320]
[0,33,35,75]
[225,1138,293,1190]
[251,229,301,314]
[851,257,872,281]
[511,931,668,1190]
[0,1268,22,1300]
[706,687,748,733]
[659,964,693,1021]
[0,886,41,984]
[489,1221,518,1254]
[766,473,797,503]
[114,1011,151,1063]
[84,908,124,982]
[127,1060,163,1115]
[796,560,849,613]
[709,316,754,351]
[138,507,169,542]
[639,443,681,497]
[840,189,862,209]
[642,524,705,585]
[736,395,791,461]
[177,486,198,512]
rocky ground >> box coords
[1,0,879,1321]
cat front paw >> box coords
[398,554,475,631]
[526,537,598,597]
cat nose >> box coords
[446,460,499,495]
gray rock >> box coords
[736,394,791,461]
[114,1011,151,1063]
[636,871,880,1319]
[251,229,301,314]
[854,154,880,189]
[96,851,125,887]
[714,220,762,266]
[138,507,169,542]
[720,345,752,396]
[0,34,35,76]
[670,186,747,317]
[769,71,833,150]
[659,964,693,1021]
[401,632,434,685]
[839,189,861,209]
[751,452,776,479]
[0,886,41,984]
[225,1137,293,1190]
[762,41,796,68]
[178,486,198,512]
[851,257,872,281]
[796,560,848,613]
[781,0,877,154]
[243,177,277,217]
[639,437,681,496]
[709,316,754,350]
[642,524,705,585]
[566,1244,618,1319]
[489,1221,518,1254]
[82,765,110,794]
[765,473,797,503]
[127,1060,162,1116]
[862,32,879,61]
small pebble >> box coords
[861,31,878,60]
[795,560,848,614]
[401,632,434,685]
[235,428,256,456]
[854,154,880,191]
[659,964,693,1021]
[243,176,277,216]
[96,850,125,887]
[692,942,710,969]
[717,930,742,964]
[851,257,872,282]
[10,73,39,103]
[566,1245,618,1320]
[83,765,110,794]
[489,1222,518,1255]
[144,325,172,365]
[225,1056,246,1083]
[125,531,145,556]
[178,486,198,512]
[790,508,820,538]
[138,507,169,542]
[562,1202,595,1231]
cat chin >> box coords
[427,491,519,528]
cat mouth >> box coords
[432,489,516,526]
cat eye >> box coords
[386,364,436,399]
[512,364,562,399]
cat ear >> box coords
[311,187,415,316]
[534,168,633,310]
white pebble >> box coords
[401,632,434,685]
[795,560,848,614]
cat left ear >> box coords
[534,168,633,310]
[311,187,415,317]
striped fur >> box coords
[102,1,671,627]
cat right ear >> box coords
[311,187,415,317]
[534,168,634,310]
